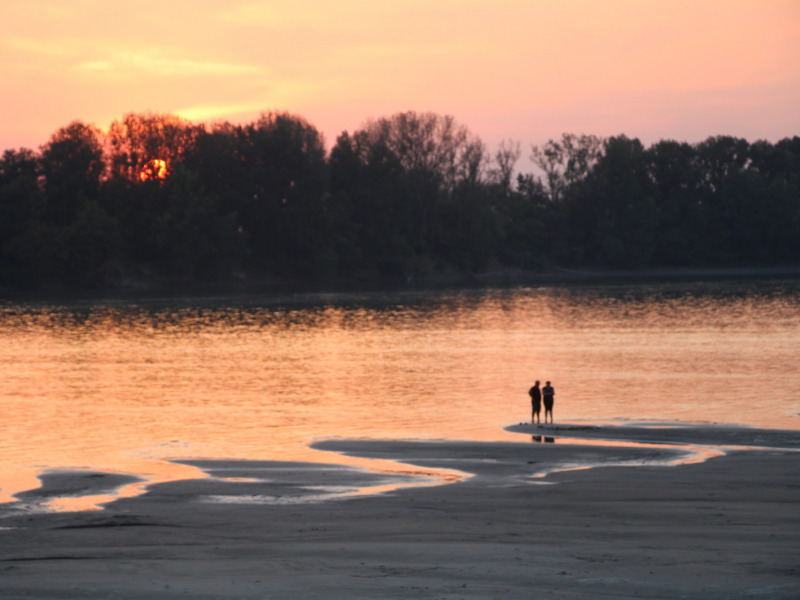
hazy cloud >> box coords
[74,49,262,78]
[4,36,79,58]
[175,102,268,122]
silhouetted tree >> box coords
[106,112,200,183]
[236,112,331,277]
[329,130,415,277]
[531,133,603,203]
[560,135,653,266]
[329,112,493,277]
[498,172,554,268]
[0,148,48,282]
[0,148,41,240]
[354,112,481,255]
[1,110,798,289]
[645,140,701,265]
[489,139,521,195]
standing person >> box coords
[528,381,542,424]
[542,381,555,423]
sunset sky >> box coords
[1,0,798,156]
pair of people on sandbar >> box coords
[528,380,554,424]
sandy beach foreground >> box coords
[1,424,799,599]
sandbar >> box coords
[1,423,798,599]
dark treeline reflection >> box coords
[1,110,798,288]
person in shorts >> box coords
[528,380,542,424]
[542,381,555,423]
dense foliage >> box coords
[1,110,798,288]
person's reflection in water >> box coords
[531,435,555,443]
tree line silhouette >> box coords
[1,110,798,288]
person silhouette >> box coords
[542,381,555,423]
[528,380,541,424]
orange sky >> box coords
[1,0,798,154]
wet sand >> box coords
[1,424,799,599]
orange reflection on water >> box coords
[0,468,40,505]
[527,439,724,482]
[3,460,211,514]
[0,283,798,512]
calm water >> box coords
[1,278,799,508]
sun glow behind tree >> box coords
[139,158,168,182]
[106,112,197,183]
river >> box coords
[1,276,799,509]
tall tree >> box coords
[238,111,330,276]
[38,121,105,226]
[354,111,481,254]
[106,112,200,183]
[530,133,603,203]
[695,135,750,194]
[328,130,414,276]
[0,148,47,282]
[489,139,521,195]
[567,135,658,267]
[0,148,41,241]
[645,140,702,265]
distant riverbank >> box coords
[3,264,798,302]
